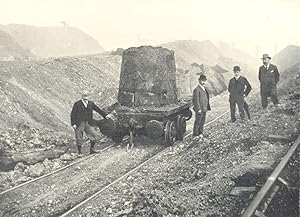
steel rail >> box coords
[241,134,300,217]
[0,144,114,195]
[0,105,228,196]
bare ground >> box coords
[0,76,299,217]
[0,141,163,217]
[66,85,299,217]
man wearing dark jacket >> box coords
[192,75,211,140]
[228,66,252,122]
[259,54,280,109]
[71,91,107,155]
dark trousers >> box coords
[243,102,251,120]
[193,111,206,136]
[230,100,247,122]
[261,86,279,109]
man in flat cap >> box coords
[71,90,107,156]
[228,66,252,122]
[259,54,280,109]
[192,74,211,140]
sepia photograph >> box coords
[0,0,299,216]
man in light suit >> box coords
[192,75,211,140]
[259,54,280,109]
[70,90,107,155]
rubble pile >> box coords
[0,124,70,153]
[0,155,76,191]
[0,122,80,190]
[0,123,74,175]
[189,63,228,95]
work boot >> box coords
[246,113,251,120]
[77,145,83,157]
[90,140,98,154]
[245,108,251,120]
[199,134,204,140]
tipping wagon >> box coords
[99,46,193,146]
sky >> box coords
[1,0,300,57]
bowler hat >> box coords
[81,90,90,96]
[261,54,271,59]
[199,74,207,81]
[233,65,241,71]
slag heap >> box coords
[118,46,178,107]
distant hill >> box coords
[0,24,104,58]
[215,41,256,63]
[273,45,300,71]
[162,40,257,96]
[215,41,258,70]
[278,62,300,91]
[0,29,34,61]
[162,40,223,65]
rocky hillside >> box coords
[0,48,222,132]
[0,29,34,61]
[0,53,121,132]
[273,45,300,71]
[163,40,257,97]
[215,41,258,75]
[0,24,104,58]
[162,40,257,72]
[0,40,257,132]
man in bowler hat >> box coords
[259,54,280,109]
[192,74,211,140]
[228,66,252,122]
[71,90,107,156]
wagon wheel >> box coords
[164,121,177,146]
[111,134,124,144]
[176,115,186,140]
[183,108,193,121]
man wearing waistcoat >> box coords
[228,66,252,122]
[192,75,211,140]
[71,91,107,156]
[259,54,280,109]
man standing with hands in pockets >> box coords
[259,54,280,109]
[192,75,211,141]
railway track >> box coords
[0,92,239,217]
[59,108,230,216]
[0,144,114,196]
[241,135,300,217]
[0,143,163,217]
[0,93,230,197]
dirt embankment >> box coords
[0,53,121,131]
[0,52,239,132]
